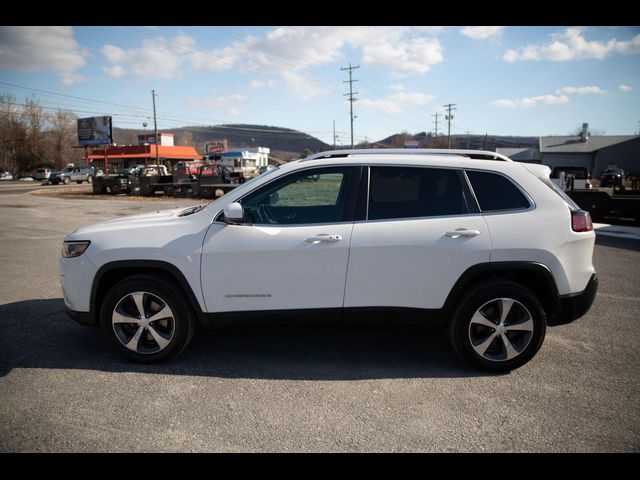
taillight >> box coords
[572,210,593,232]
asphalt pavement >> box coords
[0,186,638,452]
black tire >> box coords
[63,177,71,185]
[100,275,195,363]
[448,280,546,372]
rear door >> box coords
[344,165,491,311]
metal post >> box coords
[152,90,159,167]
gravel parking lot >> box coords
[0,185,639,452]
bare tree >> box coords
[49,109,82,169]
[0,93,22,173]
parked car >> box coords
[0,171,13,181]
[599,168,625,189]
[50,166,96,185]
[34,168,54,182]
[60,149,597,372]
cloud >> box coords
[618,84,633,92]
[249,79,277,90]
[101,35,192,80]
[389,83,405,91]
[359,34,443,74]
[186,94,248,116]
[490,94,569,108]
[555,86,606,95]
[0,26,87,85]
[460,26,505,40]
[502,27,640,62]
[186,27,444,99]
[359,91,435,115]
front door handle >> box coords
[306,234,343,243]
[445,229,481,238]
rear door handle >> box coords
[306,234,343,243]
[445,229,481,238]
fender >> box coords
[90,260,210,327]
[441,261,560,323]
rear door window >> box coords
[368,167,466,220]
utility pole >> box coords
[432,112,440,146]
[465,130,472,149]
[443,103,456,149]
[151,90,159,166]
[341,63,360,149]
[333,120,336,149]
[483,133,488,150]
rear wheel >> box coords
[448,280,546,372]
[100,275,195,362]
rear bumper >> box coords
[550,273,598,326]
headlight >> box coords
[62,241,91,258]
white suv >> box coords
[60,149,598,371]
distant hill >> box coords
[370,132,538,150]
[112,124,330,158]
[112,124,539,162]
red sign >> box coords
[205,140,228,154]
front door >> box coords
[201,166,359,313]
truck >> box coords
[203,154,257,183]
[172,164,239,198]
[550,166,592,191]
[50,166,99,185]
[93,165,169,195]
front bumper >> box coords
[550,273,598,326]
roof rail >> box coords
[301,148,512,162]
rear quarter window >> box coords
[466,170,531,212]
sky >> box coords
[1,25,639,147]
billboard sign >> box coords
[77,116,113,146]
[205,140,228,154]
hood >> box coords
[66,206,209,239]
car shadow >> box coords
[595,235,640,252]
[0,298,492,380]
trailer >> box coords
[568,188,640,224]
[92,174,129,194]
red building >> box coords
[87,134,200,174]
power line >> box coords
[341,63,359,149]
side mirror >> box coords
[224,202,244,225]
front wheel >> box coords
[100,275,195,362]
[63,177,71,185]
[448,280,546,372]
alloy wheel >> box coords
[468,297,534,362]
[112,291,175,354]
